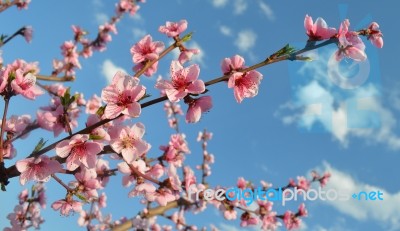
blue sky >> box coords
[1,0,400,230]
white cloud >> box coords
[95,13,108,24]
[132,28,146,40]
[258,1,275,21]
[234,29,257,52]
[276,49,400,150]
[219,25,232,36]
[211,0,228,8]
[233,0,247,14]
[316,162,400,230]
[101,59,128,83]
[92,0,103,7]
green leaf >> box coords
[89,134,104,140]
[32,138,47,154]
[96,106,106,117]
[75,193,88,203]
[181,32,194,42]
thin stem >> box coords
[36,75,75,82]
[0,27,23,48]
[51,174,72,192]
[0,97,10,163]
[0,0,18,14]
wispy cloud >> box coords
[234,29,257,52]
[95,13,109,24]
[258,1,275,21]
[233,0,247,14]
[315,162,400,230]
[211,0,228,8]
[219,25,232,36]
[276,48,400,149]
[101,59,128,83]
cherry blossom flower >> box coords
[69,168,101,199]
[298,203,308,217]
[117,0,140,16]
[261,211,280,230]
[221,55,245,75]
[304,15,336,40]
[178,47,200,64]
[283,211,301,230]
[61,41,81,68]
[335,19,366,61]
[110,123,151,163]
[3,114,31,136]
[185,96,212,123]
[130,34,164,76]
[228,70,263,103]
[16,155,62,185]
[155,61,205,102]
[159,20,188,37]
[86,94,102,114]
[367,22,383,48]
[51,198,82,216]
[22,26,33,43]
[240,212,258,227]
[10,70,43,100]
[101,71,146,119]
[55,134,103,171]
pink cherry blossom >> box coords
[186,96,212,123]
[101,71,146,119]
[61,41,81,69]
[55,134,103,171]
[22,26,33,43]
[240,212,258,227]
[368,22,383,48]
[3,114,31,136]
[227,70,263,103]
[51,198,82,216]
[69,168,101,199]
[296,176,310,191]
[10,70,43,100]
[131,34,164,63]
[283,211,301,230]
[16,155,62,185]
[335,19,366,62]
[261,212,279,230]
[116,0,140,16]
[86,94,102,114]
[110,123,151,163]
[298,203,308,217]
[221,55,245,75]
[155,61,205,103]
[178,47,200,64]
[159,20,188,37]
[304,15,336,40]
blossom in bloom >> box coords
[155,61,205,102]
[261,211,280,230]
[69,168,101,199]
[3,114,31,136]
[178,47,200,64]
[61,41,81,68]
[221,55,245,75]
[298,203,308,217]
[55,134,103,171]
[116,0,140,16]
[110,123,151,163]
[228,70,263,103]
[283,211,301,230]
[16,155,62,185]
[51,199,82,216]
[159,20,188,37]
[186,96,212,123]
[240,212,258,227]
[335,19,366,61]
[101,71,146,119]
[131,34,164,64]
[86,94,102,114]
[368,22,384,48]
[304,15,336,40]
[10,70,43,99]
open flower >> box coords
[304,15,336,40]
[335,19,366,61]
[185,96,212,123]
[55,134,103,171]
[101,71,146,119]
[159,20,188,37]
[110,123,151,163]
[368,22,383,48]
[155,61,205,102]
[16,155,62,185]
[228,70,263,103]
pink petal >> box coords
[186,80,205,94]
